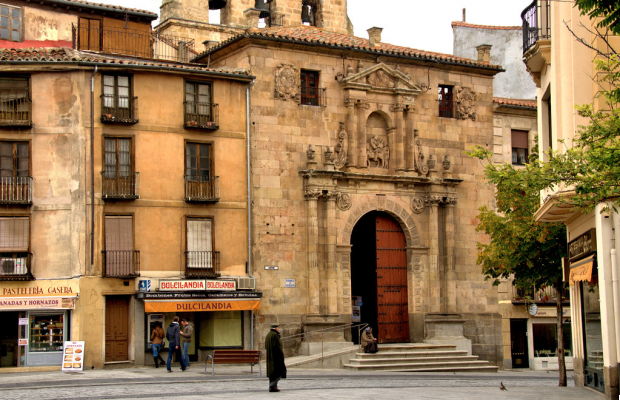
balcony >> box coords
[0,91,32,127]
[0,176,32,205]
[512,284,569,305]
[300,87,326,107]
[101,172,140,200]
[0,252,33,281]
[268,13,285,27]
[101,95,138,124]
[184,103,219,130]
[521,0,551,82]
[185,175,219,202]
[102,250,140,278]
[72,24,197,62]
[184,251,220,279]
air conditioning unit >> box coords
[236,276,256,290]
[1,259,15,274]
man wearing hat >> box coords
[265,323,286,392]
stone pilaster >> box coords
[405,110,415,171]
[386,127,396,171]
[356,100,369,168]
[426,195,442,313]
[305,188,321,315]
[345,98,357,167]
[391,103,406,172]
[444,197,457,312]
[325,191,338,315]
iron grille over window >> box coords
[438,85,453,118]
[103,138,139,199]
[0,141,31,204]
[511,130,529,165]
[1,5,21,42]
[0,77,31,127]
[101,75,138,124]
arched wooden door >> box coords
[375,214,409,343]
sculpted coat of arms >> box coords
[274,64,300,101]
[367,70,395,88]
[455,87,477,120]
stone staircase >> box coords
[343,343,499,373]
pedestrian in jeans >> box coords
[150,322,166,368]
[180,318,194,369]
[165,316,186,372]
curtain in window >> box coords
[187,219,212,268]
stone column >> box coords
[345,98,357,167]
[391,103,406,172]
[325,192,338,314]
[305,188,321,315]
[405,109,415,171]
[386,127,395,170]
[444,197,457,312]
[356,101,369,168]
[426,195,442,313]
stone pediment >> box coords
[341,63,422,96]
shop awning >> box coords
[144,299,261,313]
[569,255,595,286]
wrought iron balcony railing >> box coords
[72,24,197,62]
[0,176,32,204]
[185,175,219,202]
[101,95,138,124]
[268,13,285,27]
[101,171,139,200]
[300,87,326,107]
[512,284,569,304]
[0,90,32,127]
[184,251,220,279]
[184,103,219,130]
[0,252,33,281]
[522,0,551,54]
[102,250,140,278]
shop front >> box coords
[136,279,261,366]
[0,280,78,368]
[528,306,574,371]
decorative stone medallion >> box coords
[274,64,300,102]
[411,197,425,214]
[336,193,352,211]
[455,87,477,120]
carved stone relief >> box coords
[366,136,389,169]
[367,70,395,88]
[336,193,352,211]
[274,64,300,101]
[334,122,348,170]
[455,87,477,121]
[411,197,425,214]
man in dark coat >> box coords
[265,323,286,392]
[165,316,187,372]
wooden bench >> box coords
[205,350,262,376]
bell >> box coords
[301,5,311,24]
[208,0,227,10]
[254,0,270,19]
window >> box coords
[29,313,66,353]
[104,215,137,277]
[1,4,20,42]
[184,82,215,128]
[0,141,28,177]
[101,75,136,123]
[0,77,30,125]
[300,70,319,106]
[511,130,529,165]
[533,322,573,357]
[185,142,211,181]
[186,218,214,270]
[0,216,29,277]
[103,138,138,199]
[438,85,453,118]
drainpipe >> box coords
[246,79,255,350]
[90,66,97,271]
[612,208,620,363]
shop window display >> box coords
[533,322,573,357]
[199,311,242,347]
[29,314,64,352]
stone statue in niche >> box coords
[455,87,477,120]
[334,122,348,170]
[274,64,300,102]
[366,136,389,169]
[367,70,395,88]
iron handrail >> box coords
[279,322,369,359]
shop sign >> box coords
[568,229,596,261]
[138,291,262,299]
[138,279,152,292]
[1,284,77,297]
[206,280,236,291]
[534,307,571,318]
[18,318,28,325]
[159,280,206,291]
[144,299,261,313]
[528,304,538,316]
[18,339,27,346]
[61,341,85,372]
[0,297,75,310]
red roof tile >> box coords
[41,0,157,18]
[493,97,537,109]
[199,26,503,71]
[0,48,251,77]
[451,21,522,30]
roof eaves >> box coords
[40,0,158,20]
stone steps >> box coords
[344,343,499,373]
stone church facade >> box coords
[160,0,505,364]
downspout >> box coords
[611,208,620,364]
[246,79,255,350]
[90,66,97,271]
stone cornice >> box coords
[299,169,463,187]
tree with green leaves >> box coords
[574,0,620,35]
[467,146,568,385]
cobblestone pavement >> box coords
[0,367,600,400]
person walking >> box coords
[166,316,187,372]
[150,322,166,368]
[265,323,286,392]
[180,318,194,369]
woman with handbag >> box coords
[151,322,166,368]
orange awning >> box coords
[569,255,595,286]
[144,299,260,313]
